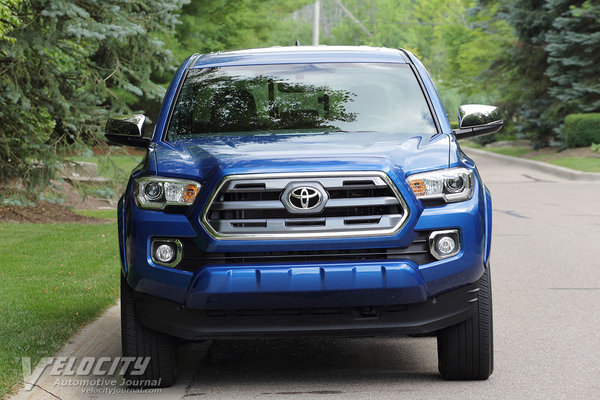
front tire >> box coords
[437,266,494,380]
[121,274,177,387]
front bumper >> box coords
[119,165,491,340]
[133,280,479,340]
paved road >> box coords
[13,149,600,399]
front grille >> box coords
[175,231,435,272]
[201,172,409,239]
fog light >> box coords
[151,239,182,267]
[436,236,456,255]
[429,230,460,260]
[155,244,175,263]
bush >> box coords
[564,113,600,148]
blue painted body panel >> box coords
[119,46,492,314]
[191,46,407,69]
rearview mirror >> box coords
[453,104,503,140]
[105,114,151,148]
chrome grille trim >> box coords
[200,171,410,240]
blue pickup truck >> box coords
[105,46,502,386]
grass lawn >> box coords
[479,146,532,158]
[460,142,532,158]
[74,209,118,220]
[544,157,600,173]
[461,141,600,173]
[0,217,120,398]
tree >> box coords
[0,0,188,187]
[545,0,600,116]
[0,0,21,43]
[168,0,314,60]
[435,1,518,122]
[502,0,558,146]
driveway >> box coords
[12,148,600,399]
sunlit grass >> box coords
[481,146,532,158]
[0,222,120,397]
[74,209,117,220]
[545,157,600,173]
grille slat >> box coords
[213,215,404,233]
[174,231,436,271]
[213,200,284,210]
[202,172,409,239]
[211,196,399,211]
[220,176,389,192]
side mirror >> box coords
[453,104,503,140]
[105,114,151,148]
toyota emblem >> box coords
[282,183,328,213]
[289,187,321,209]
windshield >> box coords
[166,63,437,140]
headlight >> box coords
[406,167,474,203]
[134,177,201,210]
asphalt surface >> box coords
[13,149,600,399]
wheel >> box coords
[437,265,494,380]
[121,274,177,387]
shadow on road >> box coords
[184,337,439,395]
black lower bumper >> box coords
[134,282,479,341]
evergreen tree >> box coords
[0,0,187,185]
[545,0,600,115]
[504,0,558,146]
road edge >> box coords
[463,147,600,182]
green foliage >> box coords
[0,0,188,188]
[545,0,600,114]
[160,0,314,62]
[0,105,56,186]
[478,0,600,146]
[0,0,21,44]
[563,113,600,148]
[319,0,470,78]
[591,143,600,154]
[442,2,518,120]
[501,0,558,146]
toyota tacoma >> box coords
[105,46,502,385]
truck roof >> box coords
[191,46,410,69]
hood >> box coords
[152,131,450,180]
